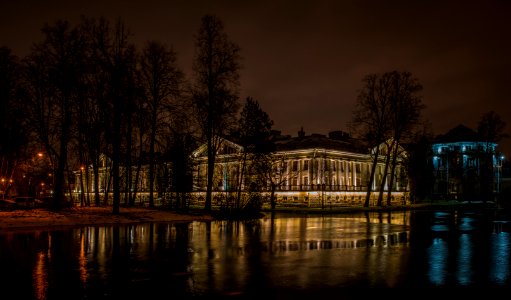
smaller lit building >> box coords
[431,124,504,201]
[72,153,166,206]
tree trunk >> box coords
[236,152,247,209]
[112,99,121,214]
[93,159,101,206]
[148,115,157,207]
[377,140,395,206]
[270,185,276,210]
[364,146,380,207]
[205,138,215,211]
[386,144,400,206]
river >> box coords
[1,209,510,299]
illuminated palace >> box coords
[73,129,409,207]
[190,129,410,207]
[431,124,504,201]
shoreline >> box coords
[0,206,215,231]
[0,200,503,231]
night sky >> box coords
[2,0,510,156]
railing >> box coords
[192,184,371,192]
[276,184,368,191]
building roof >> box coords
[274,131,365,153]
[434,124,484,143]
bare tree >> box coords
[23,20,86,210]
[477,110,508,202]
[384,71,424,205]
[255,152,299,210]
[350,73,392,207]
[140,41,183,207]
[84,17,138,214]
[191,14,241,211]
[351,71,423,207]
[0,47,27,199]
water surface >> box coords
[0,209,510,299]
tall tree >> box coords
[84,17,138,214]
[383,71,424,206]
[407,122,435,203]
[23,20,86,210]
[234,97,273,209]
[191,14,241,211]
[350,73,392,207]
[140,41,183,207]
[0,47,26,199]
[477,110,508,202]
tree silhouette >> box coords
[351,71,424,207]
[383,71,423,206]
[23,20,87,210]
[83,17,138,214]
[234,97,274,209]
[350,73,392,207]
[0,47,27,199]
[140,41,184,207]
[191,14,241,211]
[477,110,508,202]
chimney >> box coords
[298,126,305,138]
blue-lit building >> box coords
[432,124,504,201]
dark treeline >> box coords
[0,15,219,212]
[0,14,277,214]
[1,14,506,213]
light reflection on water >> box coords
[33,251,48,300]
[0,210,510,299]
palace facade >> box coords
[190,129,410,207]
[73,129,410,208]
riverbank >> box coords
[0,200,502,231]
[0,206,215,231]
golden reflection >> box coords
[47,234,51,260]
[79,231,88,285]
[33,251,48,300]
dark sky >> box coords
[2,0,510,156]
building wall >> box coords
[191,146,409,207]
[431,141,503,200]
[73,141,410,207]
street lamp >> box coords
[40,182,45,197]
[79,166,85,205]
[35,152,55,194]
[1,178,5,200]
[498,154,505,194]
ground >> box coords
[0,206,215,231]
[0,200,500,231]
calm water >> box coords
[1,209,510,299]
